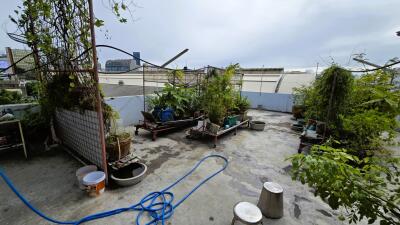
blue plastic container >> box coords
[160,108,174,122]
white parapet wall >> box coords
[105,92,293,129]
[105,95,145,127]
[0,103,39,119]
[242,91,293,113]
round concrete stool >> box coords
[257,182,284,218]
[231,202,263,225]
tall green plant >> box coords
[201,65,239,124]
[305,65,354,130]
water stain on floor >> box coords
[294,203,301,218]
[147,151,180,174]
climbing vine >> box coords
[9,0,130,118]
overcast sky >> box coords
[1,0,399,69]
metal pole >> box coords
[160,48,189,68]
[88,0,108,179]
[6,47,16,75]
[143,65,146,111]
[259,65,264,95]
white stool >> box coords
[231,202,263,225]
[257,182,284,219]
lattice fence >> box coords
[55,109,104,168]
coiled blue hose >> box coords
[0,154,228,225]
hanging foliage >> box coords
[304,65,354,130]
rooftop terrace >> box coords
[0,110,369,225]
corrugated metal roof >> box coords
[277,72,316,94]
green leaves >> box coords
[94,19,105,27]
[296,67,399,154]
[289,145,400,224]
[201,64,239,124]
[147,81,199,119]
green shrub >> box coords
[234,95,250,113]
[289,144,400,224]
[147,82,199,119]
[0,89,23,105]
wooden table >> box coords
[203,120,249,148]
[0,120,27,158]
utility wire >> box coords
[1,45,205,77]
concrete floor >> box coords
[1,110,372,225]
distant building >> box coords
[133,52,141,66]
[105,59,139,72]
[105,51,141,72]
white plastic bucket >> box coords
[83,171,106,197]
[76,165,97,190]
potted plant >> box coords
[206,102,225,133]
[106,132,132,162]
[235,95,250,121]
[292,87,308,119]
[200,65,239,132]
[105,107,132,162]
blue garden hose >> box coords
[0,154,228,225]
